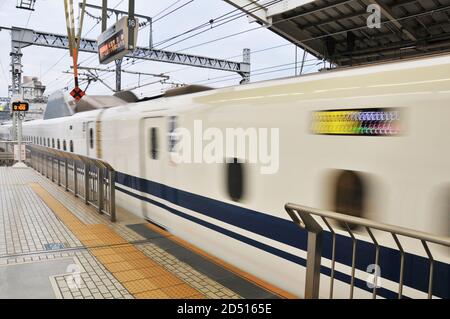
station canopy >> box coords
[224,0,450,66]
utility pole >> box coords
[102,0,108,32]
[10,38,26,168]
[115,59,122,92]
[100,0,136,92]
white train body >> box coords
[1,55,449,299]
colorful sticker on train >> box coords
[312,108,402,136]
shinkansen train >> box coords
[1,54,449,299]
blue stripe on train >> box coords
[115,172,449,299]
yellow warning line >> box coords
[29,183,204,299]
[145,223,298,299]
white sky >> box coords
[0,0,321,98]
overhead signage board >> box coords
[97,16,139,65]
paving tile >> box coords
[0,168,245,300]
[162,284,201,299]
[122,279,158,294]
[135,290,170,299]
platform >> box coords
[0,167,291,299]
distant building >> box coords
[0,98,10,123]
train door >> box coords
[86,121,96,157]
[141,117,169,227]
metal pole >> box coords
[240,48,251,84]
[74,161,78,197]
[305,230,323,299]
[17,114,23,164]
[51,155,54,182]
[12,113,17,142]
[109,170,116,222]
[65,158,69,191]
[300,50,307,75]
[128,0,135,50]
[46,155,49,178]
[57,158,61,185]
[98,166,104,214]
[101,0,108,32]
[285,206,323,299]
[84,162,89,204]
[148,18,153,48]
[115,58,122,92]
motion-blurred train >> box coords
[1,54,449,299]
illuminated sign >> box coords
[12,102,29,112]
[312,108,402,136]
[97,16,139,65]
[98,29,126,64]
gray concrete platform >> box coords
[0,167,289,299]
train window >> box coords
[226,158,245,202]
[70,140,74,153]
[57,139,60,150]
[89,128,94,149]
[47,138,50,147]
[43,139,46,147]
[333,170,366,229]
[40,137,42,145]
[63,140,67,151]
[150,127,158,160]
[52,138,55,148]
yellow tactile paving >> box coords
[162,284,201,298]
[188,294,206,299]
[111,245,138,254]
[113,269,148,283]
[122,279,158,294]
[135,290,170,299]
[150,275,183,289]
[90,247,117,257]
[29,182,205,299]
[96,253,127,264]
[138,266,168,278]
[118,251,149,261]
[103,261,139,273]
[125,258,158,269]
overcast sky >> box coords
[0,0,321,98]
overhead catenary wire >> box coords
[60,0,449,94]
[153,0,195,24]
[76,0,284,88]
[153,0,283,49]
[152,0,186,19]
[43,0,124,84]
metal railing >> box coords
[285,203,450,299]
[0,140,21,166]
[0,152,14,166]
[27,145,116,222]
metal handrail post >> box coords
[98,166,104,214]
[74,161,78,197]
[51,156,54,182]
[65,158,69,191]
[57,159,61,186]
[84,162,89,205]
[285,205,323,299]
[109,169,116,222]
[44,154,48,178]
